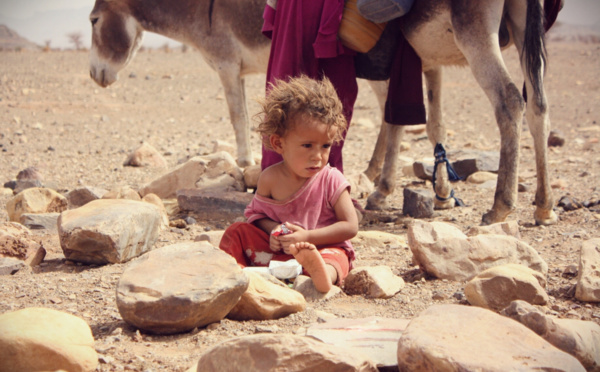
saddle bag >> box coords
[338,0,387,53]
[356,0,415,23]
[354,18,401,81]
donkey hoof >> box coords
[236,157,255,168]
[434,197,455,210]
[366,191,388,210]
[481,211,501,225]
[534,209,558,226]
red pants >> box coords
[219,222,351,285]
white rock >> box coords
[344,266,405,299]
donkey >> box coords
[88,0,556,226]
[89,0,270,167]
[364,0,557,226]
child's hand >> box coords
[269,224,286,252]
[278,222,309,254]
[269,233,283,252]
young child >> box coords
[219,76,358,293]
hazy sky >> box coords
[0,0,599,49]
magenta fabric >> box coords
[384,33,426,125]
[261,1,358,173]
[244,164,355,260]
[544,0,562,31]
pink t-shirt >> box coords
[244,164,354,258]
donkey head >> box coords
[89,0,144,87]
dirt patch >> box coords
[0,42,599,371]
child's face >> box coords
[273,116,334,179]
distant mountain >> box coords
[547,21,600,43]
[0,6,175,50]
[0,24,40,51]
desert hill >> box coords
[0,24,41,51]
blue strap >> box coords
[432,143,465,207]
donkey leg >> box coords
[507,1,557,225]
[423,68,455,210]
[452,3,521,224]
[525,82,557,225]
[364,80,391,182]
[217,66,255,167]
[366,123,404,210]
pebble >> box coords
[547,130,566,147]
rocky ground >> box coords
[0,41,599,371]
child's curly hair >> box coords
[255,76,348,150]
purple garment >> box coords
[261,1,358,174]
[384,32,426,125]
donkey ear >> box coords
[269,135,284,154]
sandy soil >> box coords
[0,41,599,371]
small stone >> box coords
[432,291,447,300]
[402,188,434,218]
[551,179,567,189]
[557,195,583,211]
[548,130,566,147]
[518,183,530,192]
[562,265,578,277]
[169,219,187,228]
[184,216,197,225]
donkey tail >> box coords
[523,0,547,105]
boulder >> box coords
[502,300,600,371]
[293,275,344,302]
[65,186,108,208]
[0,222,46,266]
[227,271,306,321]
[116,242,248,334]
[465,264,549,311]
[307,317,410,370]
[397,304,585,371]
[576,238,600,302]
[139,152,244,199]
[196,334,378,372]
[408,220,547,281]
[0,307,97,372]
[58,199,162,264]
[6,187,67,222]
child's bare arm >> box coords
[250,168,285,252]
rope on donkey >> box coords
[432,143,465,207]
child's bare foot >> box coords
[288,241,315,255]
[289,242,334,293]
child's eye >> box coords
[323,144,331,149]
[302,144,312,148]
